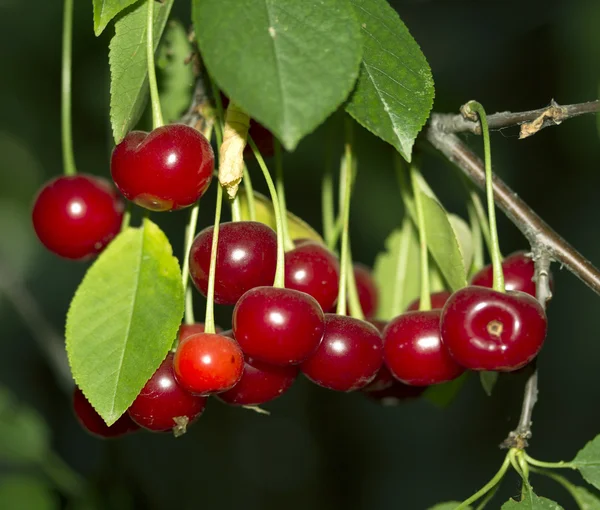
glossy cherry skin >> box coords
[301,314,383,392]
[233,287,325,366]
[73,387,139,439]
[189,221,277,305]
[406,291,452,312]
[384,310,465,386]
[218,357,298,406]
[178,323,222,342]
[174,333,244,395]
[440,286,548,371]
[362,320,394,392]
[32,175,124,260]
[284,242,340,311]
[110,124,214,211]
[127,353,207,434]
[353,263,379,318]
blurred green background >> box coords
[1,0,599,508]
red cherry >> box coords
[405,290,452,312]
[127,353,206,435]
[233,287,325,366]
[178,323,222,342]
[174,333,244,395]
[440,286,548,371]
[110,124,214,211]
[189,221,277,305]
[353,263,379,318]
[362,320,394,392]
[218,357,298,406]
[383,310,465,386]
[284,241,340,311]
[32,175,124,260]
[301,314,383,392]
[73,387,138,439]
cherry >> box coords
[362,319,394,392]
[406,290,452,312]
[353,263,379,318]
[233,287,325,366]
[384,310,465,386]
[189,221,277,305]
[301,314,383,391]
[364,381,426,405]
[284,241,340,311]
[127,353,207,435]
[32,175,124,260]
[178,323,222,342]
[218,357,298,406]
[174,333,244,395]
[440,286,547,371]
[73,387,138,439]
[110,124,214,211]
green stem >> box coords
[523,453,576,470]
[61,0,76,176]
[467,201,484,274]
[346,244,365,320]
[230,194,242,222]
[456,453,511,510]
[248,137,285,288]
[322,142,336,249]
[185,286,195,326]
[466,101,504,292]
[275,140,295,251]
[204,184,223,334]
[410,164,431,311]
[529,466,589,510]
[42,452,85,498]
[243,166,256,221]
[181,204,199,325]
[470,187,496,260]
[120,206,131,231]
[146,0,163,129]
[474,486,498,510]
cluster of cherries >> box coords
[31,121,548,439]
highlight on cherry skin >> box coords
[110,124,214,212]
[32,174,124,260]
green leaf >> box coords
[424,373,469,408]
[448,214,474,275]
[0,476,58,510]
[66,219,184,425]
[571,486,600,510]
[427,503,469,510]
[193,0,362,150]
[93,0,138,36]
[480,371,499,396]
[157,20,195,124]
[501,491,564,509]
[345,0,434,161]
[574,435,600,490]
[373,218,420,320]
[109,0,174,144]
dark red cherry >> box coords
[284,241,340,311]
[233,287,325,366]
[174,333,244,395]
[384,310,465,386]
[110,124,213,211]
[73,387,139,439]
[440,286,547,371]
[127,353,207,435]
[301,314,383,392]
[189,221,277,305]
[406,290,452,312]
[178,323,222,342]
[218,357,298,406]
[32,175,124,260]
[353,263,379,318]
[362,320,393,392]
[364,381,426,405]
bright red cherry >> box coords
[406,290,452,312]
[178,323,222,342]
[174,333,244,395]
[218,357,298,406]
[110,124,214,211]
[189,221,277,305]
[384,310,465,386]
[127,353,206,435]
[73,387,138,439]
[284,241,340,311]
[353,263,379,318]
[233,287,325,366]
[301,314,383,391]
[32,175,124,260]
[440,286,547,371]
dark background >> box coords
[1,0,599,508]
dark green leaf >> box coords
[193,0,362,150]
[345,0,434,161]
[109,0,174,143]
[501,491,564,509]
[66,219,184,425]
[0,476,58,510]
[571,486,600,509]
[424,373,469,408]
[574,436,600,490]
[428,503,469,510]
[93,0,138,35]
[480,371,499,396]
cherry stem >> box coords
[522,453,575,471]
[204,183,223,335]
[527,466,585,508]
[322,135,336,249]
[346,244,365,320]
[120,206,131,231]
[275,140,295,251]
[248,136,285,288]
[456,453,511,510]
[243,165,257,221]
[146,0,164,129]
[465,101,504,292]
[410,164,431,311]
[336,118,354,316]
[230,194,242,222]
[61,0,76,176]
